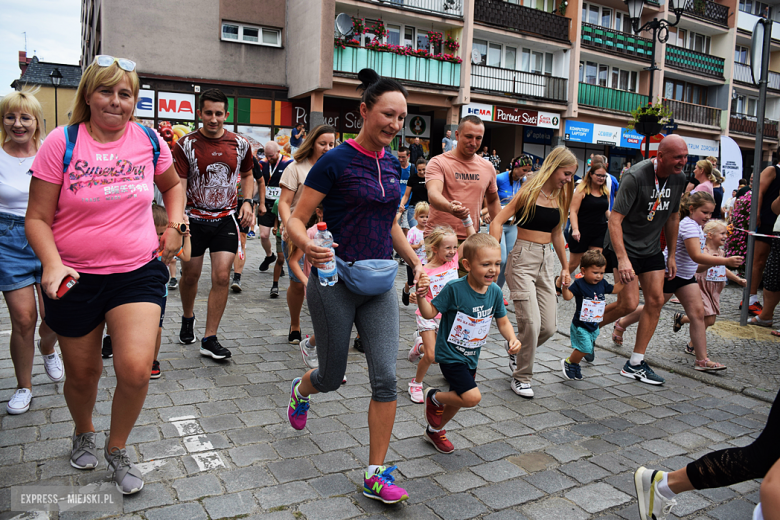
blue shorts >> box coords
[439,362,477,396]
[281,238,305,284]
[570,322,599,355]
[0,213,42,292]
[43,259,168,338]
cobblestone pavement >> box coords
[0,238,777,519]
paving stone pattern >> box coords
[0,239,776,519]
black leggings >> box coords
[686,387,780,489]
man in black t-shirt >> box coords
[399,158,429,228]
[255,141,292,273]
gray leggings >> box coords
[307,278,399,402]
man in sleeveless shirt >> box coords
[174,89,256,360]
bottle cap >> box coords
[317,222,327,230]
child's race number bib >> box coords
[579,298,606,323]
[706,265,727,282]
[447,311,492,349]
[266,186,282,200]
[429,268,458,299]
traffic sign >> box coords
[640,133,666,158]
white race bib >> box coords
[706,265,727,282]
[429,268,458,299]
[266,186,281,200]
[447,311,492,349]
[579,298,606,323]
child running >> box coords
[417,233,521,453]
[152,205,191,379]
[560,250,624,380]
[401,202,429,306]
[407,222,474,403]
[673,219,746,351]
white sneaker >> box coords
[300,337,318,369]
[7,388,32,414]
[511,379,534,398]
[408,336,424,363]
[504,340,516,372]
[39,340,64,382]
[408,380,424,403]
[634,467,677,520]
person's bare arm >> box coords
[289,186,331,268]
[427,179,469,219]
[256,176,267,215]
[757,165,777,227]
[496,315,521,354]
[398,186,412,215]
[238,169,255,227]
[155,165,186,263]
[761,458,780,520]
[560,283,574,301]
[569,191,584,241]
[684,238,743,267]
[489,192,520,242]
[608,211,635,284]
[278,186,295,227]
[664,211,680,279]
[726,269,746,286]
[551,224,570,287]
[485,189,501,221]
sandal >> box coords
[694,358,727,371]
[554,276,562,296]
[612,318,626,345]
[684,343,695,356]
[670,296,680,304]
[772,329,780,337]
[747,316,773,327]
[673,312,685,333]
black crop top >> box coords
[516,205,561,232]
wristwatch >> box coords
[168,222,188,234]
[242,199,255,207]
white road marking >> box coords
[136,459,169,475]
[183,435,214,453]
[172,419,204,437]
[165,415,225,473]
[191,451,225,471]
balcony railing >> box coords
[580,23,653,62]
[730,113,779,138]
[474,0,570,42]
[663,98,721,127]
[471,64,567,102]
[665,44,725,79]
[356,0,463,17]
[333,46,461,88]
[682,0,729,26]
[733,62,780,91]
[578,83,648,113]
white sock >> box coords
[656,473,676,499]
[294,382,308,401]
[367,465,383,476]
[403,287,410,294]
[750,294,759,305]
[630,353,645,366]
[427,425,443,433]
[431,392,442,406]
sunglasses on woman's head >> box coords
[94,55,136,72]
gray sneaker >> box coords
[104,437,144,495]
[70,431,99,469]
[300,336,318,369]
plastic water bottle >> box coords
[315,222,338,286]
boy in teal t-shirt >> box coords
[417,233,521,454]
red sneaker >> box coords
[150,360,161,379]
[749,302,763,316]
[424,428,454,454]
[424,388,444,429]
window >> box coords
[664,79,709,105]
[519,0,553,12]
[404,27,415,48]
[221,22,281,47]
[733,94,758,116]
[473,39,488,66]
[488,43,502,67]
[505,46,517,70]
[735,45,749,64]
[583,3,628,29]
[581,61,638,91]
[387,24,401,46]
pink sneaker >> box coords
[408,380,424,403]
[363,466,409,504]
[408,336,424,363]
[286,377,309,430]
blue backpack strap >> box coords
[62,125,79,173]
[137,123,160,170]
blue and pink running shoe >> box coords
[363,465,409,504]
[287,377,309,430]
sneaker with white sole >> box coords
[105,437,144,494]
[620,360,665,385]
[408,380,424,403]
[70,431,99,469]
[300,336,318,369]
[39,340,64,382]
[408,336,424,363]
[634,467,676,520]
[511,379,534,398]
[6,388,32,414]
[504,340,516,372]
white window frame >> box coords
[735,45,749,65]
[582,2,629,30]
[580,60,639,92]
[221,22,281,47]
[475,38,554,74]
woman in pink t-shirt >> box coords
[688,160,715,196]
[25,56,185,495]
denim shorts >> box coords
[0,212,42,292]
[282,238,305,284]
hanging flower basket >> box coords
[627,99,672,135]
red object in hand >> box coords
[56,275,78,299]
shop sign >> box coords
[620,128,643,149]
[524,127,554,145]
[135,89,155,118]
[461,103,493,121]
[564,121,594,143]
[494,105,539,126]
[537,111,560,129]
[158,92,195,120]
[684,136,719,156]
[405,114,431,138]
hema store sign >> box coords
[461,103,560,129]
[135,90,196,120]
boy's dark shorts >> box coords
[603,247,666,275]
[439,362,478,395]
[43,259,168,338]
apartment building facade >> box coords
[81,0,780,174]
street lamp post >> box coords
[624,0,684,158]
[50,68,63,128]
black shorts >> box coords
[190,217,239,258]
[159,295,167,328]
[406,265,415,286]
[567,227,607,254]
[43,260,168,338]
[237,199,249,234]
[663,275,697,294]
[439,362,477,396]
[755,222,777,244]
[258,209,277,228]
[604,248,666,275]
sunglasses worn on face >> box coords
[94,55,136,72]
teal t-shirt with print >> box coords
[431,276,506,370]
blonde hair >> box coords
[462,233,500,263]
[703,219,727,237]
[696,160,716,183]
[1,87,45,147]
[513,146,576,228]
[424,225,456,263]
[68,59,140,126]
[576,161,610,197]
[413,201,429,219]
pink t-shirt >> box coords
[31,123,173,274]
[416,252,459,318]
[692,180,713,196]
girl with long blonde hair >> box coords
[489,145,576,398]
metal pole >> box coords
[54,86,58,128]
[644,24,658,159]
[740,13,772,326]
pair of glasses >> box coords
[592,174,607,179]
[94,55,136,72]
[3,114,35,127]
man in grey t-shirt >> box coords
[442,130,453,153]
[600,135,688,386]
